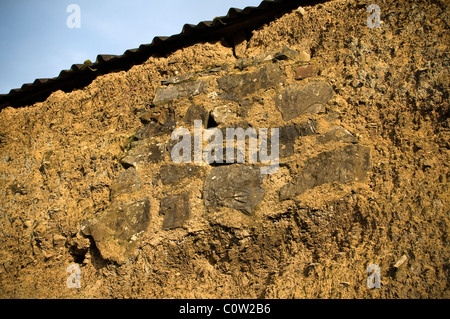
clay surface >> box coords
[0,0,448,298]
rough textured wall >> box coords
[0,0,448,298]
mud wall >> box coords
[0,0,448,298]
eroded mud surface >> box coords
[0,0,448,298]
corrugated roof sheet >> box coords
[0,0,325,109]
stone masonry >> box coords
[81,46,371,264]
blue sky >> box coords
[0,0,263,94]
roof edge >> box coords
[0,0,327,109]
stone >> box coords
[134,121,174,140]
[234,57,254,71]
[317,126,358,144]
[134,107,176,140]
[295,6,306,17]
[279,125,299,158]
[159,164,205,185]
[121,141,165,168]
[81,198,151,264]
[198,64,229,76]
[294,64,317,80]
[138,107,174,125]
[184,104,209,127]
[274,46,299,60]
[211,104,237,124]
[153,80,207,105]
[275,81,333,121]
[234,53,273,70]
[296,120,317,136]
[110,167,142,200]
[308,103,326,114]
[394,255,408,268]
[203,165,265,214]
[280,144,371,200]
[298,51,311,62]
[52,234,66,247]
[161,72,196,85]
[217,64,284,101]
[160,193,190,229]
[278,121,317,158]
